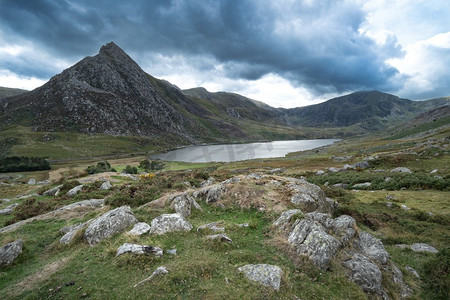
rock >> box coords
[66,185,84,197]
[343,164,354,170]
[116,243,163,257]
[238,264,282,291]
[43,185,62,196]
[0,239,23,267]
[332,183,348,189]
[201,177,215,187]
[99,181,112,190]
[238,223,249,227]
[197,222,225,233]
[384,177,392,182]
[171,194,196,218]
[328,167,342,173]
[430,169,438,174]
[61,199,104,211]
[0,198,11,203]
[353,161,370,169]
[410,243,439,253]
[316,170,325,175]
[205,184,225,203]
[84,206,138,246]
[268,168,285,174]
[352,182,372,189]
[206,233,233,243]
[0,208,13,215]
[391,167,412,173]
[60,221,92,244]
[342,253,383,295]
[221,177,241,185]
[273,209,303,230]
[391,263,412,298]
[134,266,168,287]
[148,213,192,235]
[246,173,262,180]
[288,178,333,214]
[401,204,410,210]
[128,222,151,235]
[27,178,36,185]
[166,249,177,255]
[405,266,420,278]
[386,202,393,208]
[358,232,389,265]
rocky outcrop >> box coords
[134,266,169,288]
[197,222,225,233]
[395,243,439,253]
[100,181,112,190]
[391,167,412,173]
[148,213,192,235]
[273,209,303,231]
[342,254,383,295]
[116,243,163,257]
[287,178,335,214]
[170,193,201,218]
[60,221,92,244]
[66,185,84,197]
[206,233,232,243]
[43,185,62,196]
[128,222,151,235]
[0,239,23,267]
[238,264,282,291]
[84,206,138,246]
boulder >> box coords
[60,222,92,244]
[148,213,192,235]
[391,262,412,298]
[352,182,372,189]
[0,239,23,267]
[134,266,169,287]
[197,222,225,233]
[273,209,303,230]
[358,232,389,265]
[128,222,151,235]
[342,253,383,295]
[43,185,62,196]
[288,178,333,214]
[66,184,84,197]
[391,167,412,173]
[238,264,282,291]
[0,207,13,215]
[405,266,420,278]
[206,233,232,243]
[27,178,36,185]
[353,161,370,169]
[84,206,138,246]
[315,170,325,175]
[116,243,163,257]
[170,193,200,218]
[205,184,225,203]
[332,183,348,189]
[201,177,216,187]
[396,243,439,253]
[100,181,112,190]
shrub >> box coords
[85,161,113,174]
[123,165,138,174]
[139,159,165,171]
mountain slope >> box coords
[0,87,27,100]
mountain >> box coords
[0,87,27,100]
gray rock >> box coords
[385,177,392,182]
[238,264,282,291]
[0,207,13,215]
[430,169,438,174]
[391,167,412,173]
[201,177,215,187]
[410,243,438,253]
[353,161,370,169]
[205,184,225,203]
[343,164,355,170]
[268,168,285,174]
[0,239,23,267]
[316,170,325,175]
[288,179,333,214]
[333,215,356,231]
[342,253,383,295]
[27,178,36,185]
[0,198,11,203]
[84,206,138,246]
[166,249,177,255]
[197,222,225,233]
[332,183,348,189]
[128,222,151,235]
[134,266,168,287]
[352,182,372,189]
[116,243,163,257]
[206,233,233,243]
[148,213,192,235]
[66,184,84,197]
[171,194,195,218]
[221,177,241,184]
[401,204,410,210]
[405,266,420,278]
[238,223,249,227]
[43,185,62,196]
[61,199,104,211]
[60,222,91,244]
[328,167,342,173]
[391,263,412,298]
[358,232,389,265]
[273,209,303,230]
[100,181,112,190]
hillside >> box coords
[0,87,27,100]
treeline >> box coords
[0,156,51,172]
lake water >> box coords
[151,139,339,163]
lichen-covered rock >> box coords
[238,264,282,291]
[197,222,225,232]
[128,222,151,235]
[342,253,383,295]
[0,239,23,267]
[391,262,412,298]
[66,184,84,197]
[205,184,225,203]
[352,182,372,189]
[0,207,13,215]
[287,178,333,214]
[273,209,303,230]
[134,266,169,287]
[84,206,138,246]
[60,221,92,244]
[170,193,200,218]
[391,167,412,173]
[201,177,216,187]
[116,243,162,257]
[396,243,439,253]
[100,181,112,190]
[148,213,192,235]
[206,233,232,243]
[43,185,62,196]
[358,232,389,265]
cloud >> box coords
[0,0,448,105]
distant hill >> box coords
[0,87,27,99]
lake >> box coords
[151,139,339,163]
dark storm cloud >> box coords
[0,0,405,94]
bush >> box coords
[0,156,51,172]
[85,161,113,174]
[6,198,54,224]
[421,247,450,299]
[139,159,165,172]
[123,165,138,174]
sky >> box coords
[0,0,449,108]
